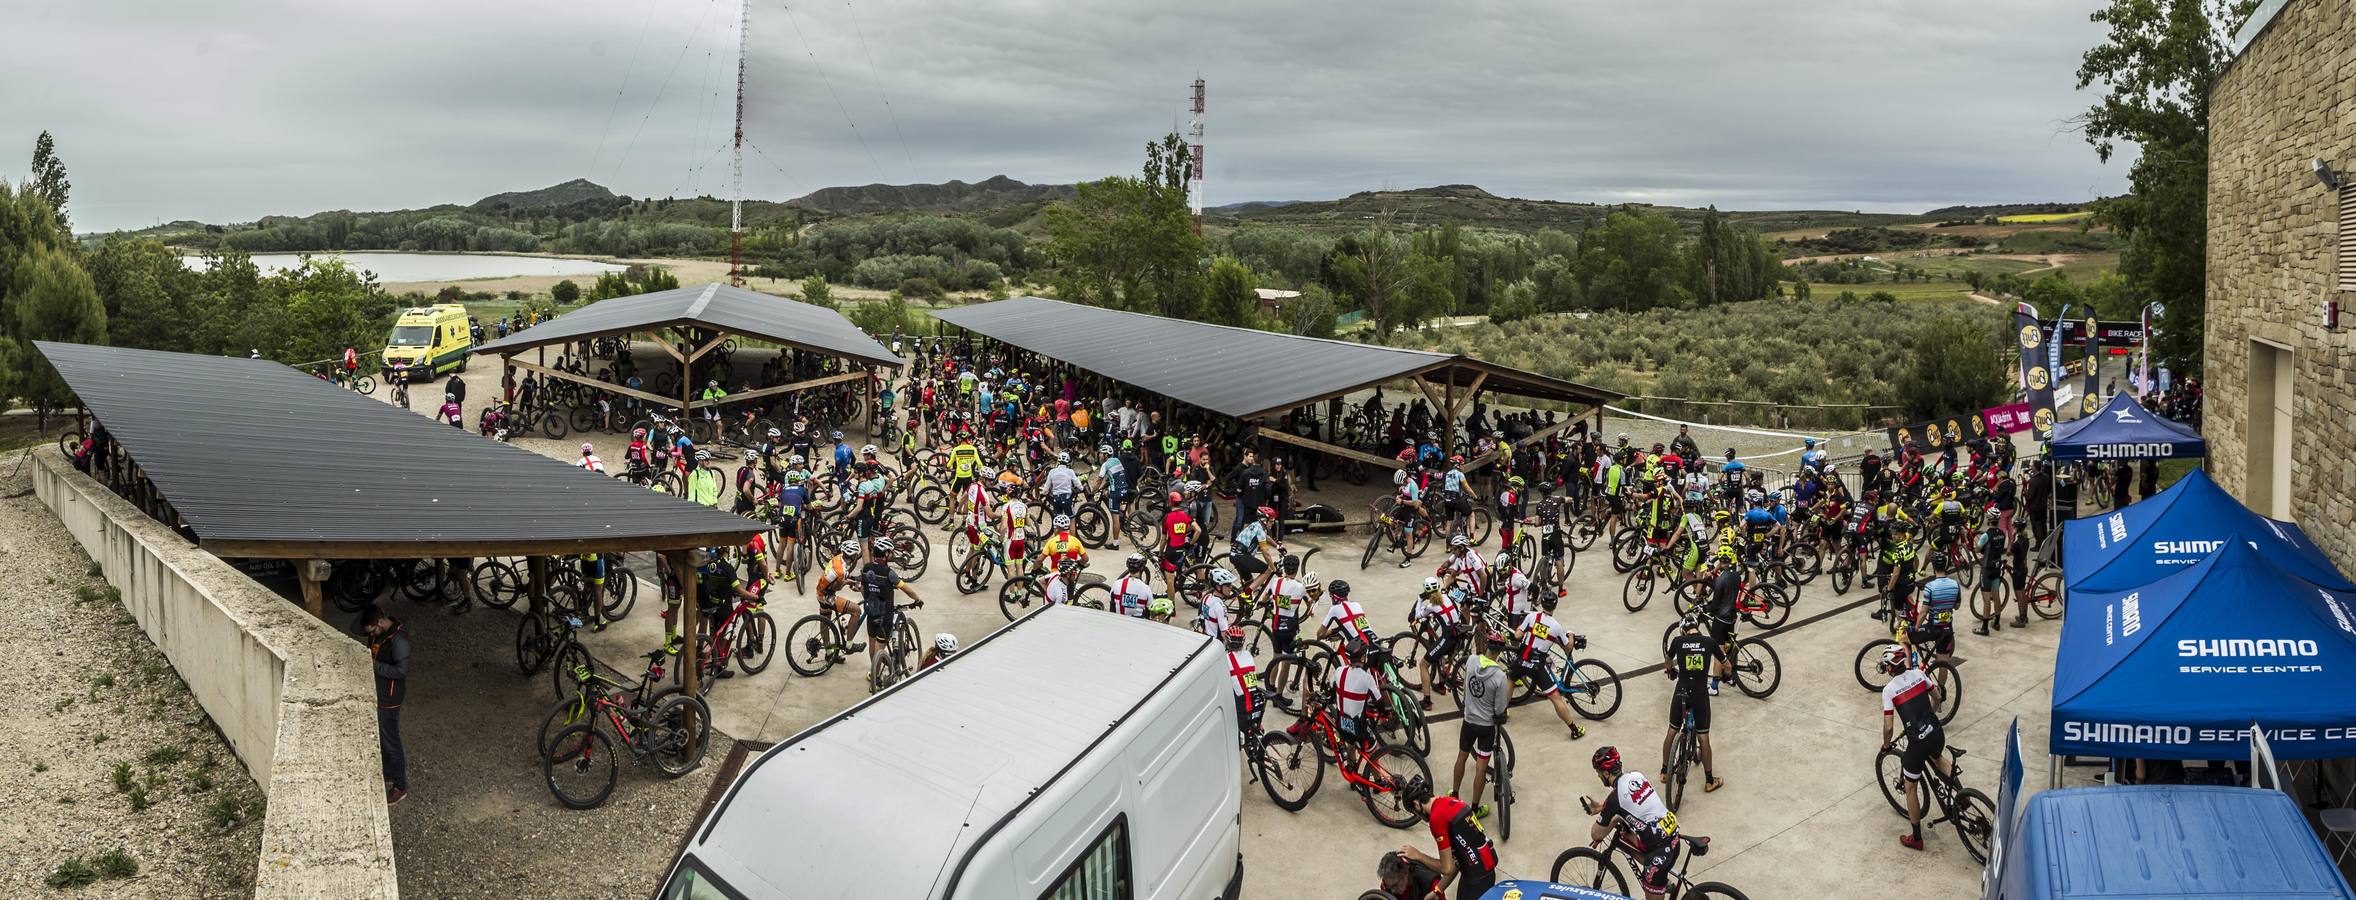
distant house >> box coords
[1253,288,1301,310]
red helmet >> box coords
[1397,448,1416,462]
[1591,746,1622,775]
[1169,491,1184,505]
[1257,506,1278,519]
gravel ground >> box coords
[0,450,265,898]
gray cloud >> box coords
[2,0,2126,232]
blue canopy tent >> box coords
[2061,468,2351,593]
[2047,392,2206,461]
[2053,539,2356,760]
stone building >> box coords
[2206,0,2356,573]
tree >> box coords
[1042,133,1203,319]
[589,272,632,301]
[846,293,912,335]
[27,131,69,236]
[1201,256,1258,327]
[0,245,107,426]
[1282,285,1339,338]
[1327,209,1450,339]
[2075,0,2257,374]
[1573,207,1690,312]
[800,274,833,309]
[551,279,581,304]
[83,235,195,352]
[1488,278,1542,325]
[1898,316,2007,419]
[636,266,680,293]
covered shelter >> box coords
[2047,392,2207,462]
[37,340,764,695]
[2061,468,2350,593]
[2050,539,2356,762]
[930,296,1622,472]
[472,282,902,426]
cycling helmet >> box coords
[1711,509,1730,523]
[1126,553,1147,571]
[786,471,806,485]
[1256,505,1277,520]
[1449,534,1471,550]
[979,466,997,479]
[694,449,712,461]
[1168,490,1184,505]
[1592,746,1623,776]
[1823,462,1840,475]
[1052,514,1071,529]
[861,444,878,456]
[1098,444,1113,455]
[1448,455,1465,466]
[1300,571,1321,590]
[840,538,863,556]
[1745,489,1766,505]
[1397,448,1416,462]
[1397,775,1434,807]
[1223,625,1245,649]
[1863,489,1880,502]
[445,392,456,402]
[789,454,807,467]
[1879,644,1908,673]
[831,430,843,441]
[1056,451,1071,464]
[1616,433,1630,444]
[871,537,896,555]
[581,442,595,454]
[1328,579,1350,597]
[1148,595,1174,617]
[742,449,757,462]
[792,421,807,432]
[767,427,781,438]
[933,633,960,656]
[1803,438,1817,447]
[1059,556,1084,574]
[1508,475,1526,488]
[707,379,718,388]
[1209,568,1240,587]
[1420,576,1443,595]
[1494,551,1513,569]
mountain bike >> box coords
[868,600,923,694]
[1551,820,1747,900]
[542,656,711,810]
[1360,507,1434,569]
[1851,627,1963,725]
[689,593,776,695]
[1508,637,1623,720]
[1270,688,1432,829]
[997,571,1109,619]
[1662,686,1704,812]
[535,647,677,757]
[1240,691,1320,813]
[1656,609,1783,699]
[1874,738,1997,862]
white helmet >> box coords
[1421,576,1443,594]
[580,443,594,454]
[1300,571,1321,590]
[1210,568,1240,587]
[1053,514,1071,529]
[1879,645,1908,672]
[933,633,960,656]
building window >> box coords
[2340,186,2356,292]
[1040,817,1131,900]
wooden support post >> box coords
[526,555,549,619]
[508,358,680,409]
[669,549,700,697]
[295,559,326,618]
[1252,425,1406,471]
[1446,371,1489,420]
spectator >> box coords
[1668,424,1699,463]
[1232,449,1269,537]
[2138,458,2159,500]
[446,375,466,407]
[361,605,411,805]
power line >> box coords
[670,140,735,197]
[844,0,916,174]
[780,4,889,182]
[611,0,722,185]
[587,0,665,177]
[744,139,806,193]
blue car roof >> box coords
[2005,786,2354,899]
[1480,881,1632,900]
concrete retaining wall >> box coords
[32,448,399,898]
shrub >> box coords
[93,850,137,879]
[46,858,96,889]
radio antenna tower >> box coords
[1188,77,1205,236]
[728,0,751,286]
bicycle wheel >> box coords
[1665,732,1690,811]
[1928,660,1964,725]
[955,554,991,595]
[1610,529,1644,573]
[353,374,376,394]
[1465,507,1494,546]
[1953,787,1999,863]
[536,696,590,758]
[1074,504,1109,548]
[603,567,638,620]
[784,614,842,677]
[734,612,777,675]
[541,412,569,440]
[1492,743,1514,842]
[515,614,552,674]
[1831,553,1855,595]
[1566,659,1623,720]
[1685,884,1755,900]
[1549,848,1629,896]
[472,561,524,610]
[1070,582,1111,611]
[543,723,618,810]
[1570,516,1605,552]
[646,692,712,778]
[1621,566,1657,613]
[1853,638,1898,691]
[912,485,948,525]
[2028,570,2065,619]
[1360,525,1383,570]
[1256,732,1322,812]
[868,646,895,694]
[998,576,1043,620]
[1785,542,1822,584]
[1382,633,1428,692]
[1747,584,1792,630]
[1261,654,1319,714]
[570,407,597,434]
[550,641,591,699]
[1875,746,1909,815]
[1359,743,1432,829]
[1731,639,1782,698]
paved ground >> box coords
[360,351,2087,899]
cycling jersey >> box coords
[949,443,981,479]
[1197,592,1231,637]
[1227,649,1259,700]
[1267,576,1310,627]
[1665,632,1716,690]
[1410,591,1463,628]
[1598,770,1677,846]
[1919,576,1961,626]
[1882,666,1939,734]
[1440,549,1486,594]
[1516,610,1567,664]
[1042,532,1086,568]
[1334,664,1380,717]
[1233,521,1270,555]
[1161,508,1193,550]
[816,555,851,595]
[1111,575,1154,618]
[1427,795,1500,886]
[1322,600,1376,649]
[578,454,605,473]
[1043,574,1071,606]
[1741,507,1778,533]
[1493,568,1533,617]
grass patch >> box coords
[127,785,149,812]
[45,858,96,889]
[33,761,47,773]
[189,770,214,792]
[103,586,121,603]
[91,672,114,689]
[111,761,132,793]
[52,697,72,712]
[72,584,99,604]
[86,561,102,577]
[204,795,243,830]
[93,849,138,879]
[92,733,107,746]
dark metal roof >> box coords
[473,282,902,368]
[930,297,1620,419]
[38,341,763,558]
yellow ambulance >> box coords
[381,304,472,379]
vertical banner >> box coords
[1982,718,2025,900]
[2081,310,2100,415]
[2016,303,2055,440]
[2048,304,2071,431]
[2135,303,2153,398]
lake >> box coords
[180,252,627,283]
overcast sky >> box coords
[5,0,2128,233]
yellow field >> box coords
[1995,211,2091,224]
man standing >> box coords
[361,605,410,805]
[1231,449,1269,538]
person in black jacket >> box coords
[361,605,411,805]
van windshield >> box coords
[388,325,435,346]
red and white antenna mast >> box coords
[1188,77,1205,236]
[728,0,751,286]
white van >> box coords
[660,606,1244,900]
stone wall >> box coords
[2207,0,2356,574]
[32,448,400,898]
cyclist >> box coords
[1408,577,1468,710]
[1531,479,1570,583]
[577,442,605,474]
[921,633,958,669]
[948,435,982,509]
[1224,624,1262,735]
[732,449,761,515]
[625,428,655,471]
[1876,517,1921,621]
[1042,515,1088,572]
[990,485,1032,577]
[686,450,724,508]
[1490,550,1537,618]
[1494,475,1527,553]
[1158,490,1195,598]
[1390,458,1428,567]
[1435,534,1486,599]
[857,538,923,668]
[697,379,726,426]
[1330,642,1384,752]
[1264,568,1316,656]
[1316,580,1379,660]
[1374,851,1443,900]
[1701,550,1741,693]
[1913,558,1962,664]
[1197,567,1239,638]
[1662,615,1727,795]
[1437,456,1478,537]
[1582,746,1692,900]
[1450,628,1508,812]
[437,392,464,429]
[1095,444,1130,551]
[1111,554,1157,619]
[771,472,811,580]
[816,538,861,632]
[1509,593,1588,739]
[1043,451,1081,519]
[1879,645,1953,851]
[1039,556,1084,606]
[1230,506,1281,593]
[1394,777,1500,900]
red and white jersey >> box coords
[1043,574,1071,606]
[1440,549,1487,593]
[1494,568,1535,616]
[994,499,1028,538]
[1600,770,1673,830]
[1334,664,1380,717]
[961,482,995,523]
[579,454,606,473]
[1226,649,1259,699]
[1111,575,1155,618]
[1266,576,1311,626]
[1517,610,1567,662]
[1321,599,1374,644]
[1410,591,1462,627]
[1197,591,1231,636]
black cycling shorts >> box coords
[1445,493,1473,518]
[1230,553,1268,579]
[1639,839,1682,895]
[1513,655,1557,696]
[1668,684,1712,734]
[1911,625,1955,657]
[1901,725,1946,780]
[1426,626,1463,667]
[862,598,894,640]
[1458,721,1498,759]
